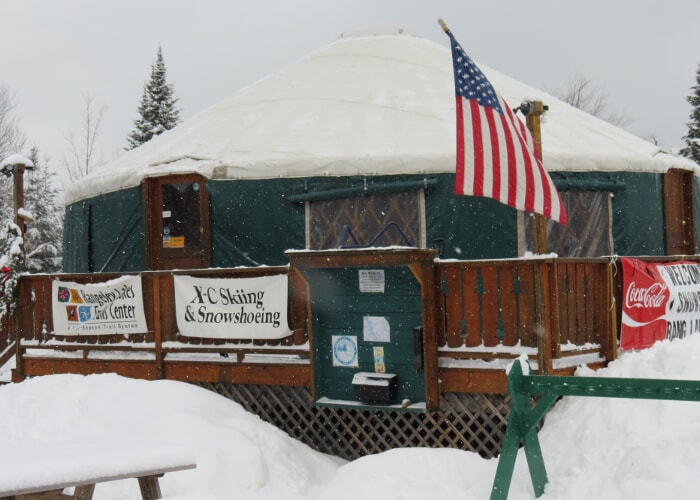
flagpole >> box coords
[525,102,549,255]
[524,101,554,375]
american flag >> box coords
[446,30,567,225]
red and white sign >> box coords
[621,258,700,350]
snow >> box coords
[16,207,33,221]
[0,442,194,494]
[3,335,700,499]
[63,32,699,206]
[0,154,34,168]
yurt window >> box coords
[162,181,202,248]
[522,190,613,257]
[307,190,426,250]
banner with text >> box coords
[173,274,292,339]
[621,258,700,350]
[52,275,148,335]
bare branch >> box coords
[554,72,630,128]
[0,85,26,160]
[63,91,107,182]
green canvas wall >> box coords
[208,178,305,267]
[425,175,519,259]
[62,187,143,273]
[61,171,674,273]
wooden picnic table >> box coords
[0,443,196,500]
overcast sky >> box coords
[2,0,699,186]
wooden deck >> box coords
[4,254,623,397]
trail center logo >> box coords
[332,335,358,367]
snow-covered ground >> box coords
[2,335,700,499]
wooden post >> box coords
[9,162,36,237]
[524,101,553,374]
[13,165,23,225]
[525,102,548,255]
[152,274,164,379]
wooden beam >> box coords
[21,359,160,380]
[439,368,508,394]
[162,362,312,386]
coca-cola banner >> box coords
[621,258,700,350]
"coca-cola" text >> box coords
[625,281,668,309]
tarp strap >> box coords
[288,177,438,202]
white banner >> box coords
[174,274,292,339]
[52,275,148,335]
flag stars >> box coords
[449,44,503,113]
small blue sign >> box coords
[332,335,358,367]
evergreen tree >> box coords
[0,220,24,320]
[0,170,12,222]
[126,46,181,150]
[23,147,63,273]
[681,63,700,164]
[0,85,26,221]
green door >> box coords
[309,265,425,408]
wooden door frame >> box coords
[663,168,696,256]
[142,174,212,270]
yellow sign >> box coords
[163,236,185,248]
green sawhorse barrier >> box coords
[491,357,700,499]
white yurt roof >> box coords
[65,28,699,205]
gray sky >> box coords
[2,0,699,184]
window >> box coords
[522,190,613,257]
[307,190,425,250]
[161,181,202,249]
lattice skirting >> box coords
[196,383,511,460]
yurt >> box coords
[61,28,700,273]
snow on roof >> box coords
[64,30,699,205]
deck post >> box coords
[152,274,164,379]
[524,101,554,375]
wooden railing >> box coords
[435,258,618,392]
[11,267,312,385]
[4,256,620,393]
[0,313,14,371]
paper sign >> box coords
[373,346,386,373]
[363,316,390,342]
[359,269,385,293]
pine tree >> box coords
[681,63,700,164]
[126,46,181,150]
[0,220,23,320]
[0,85,26,221]
[23,147,63,273]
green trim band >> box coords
[288,177,438,202]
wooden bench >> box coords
[0,444,196,500]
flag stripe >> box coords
[484,106,501,200]
[455,97,466,194]
[470,99,485,197]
